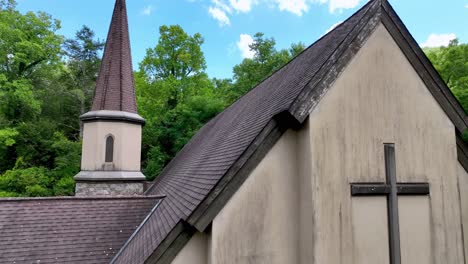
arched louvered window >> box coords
[105,135,114,162]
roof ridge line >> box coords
[213,0,378,112]
[287,0,381,121]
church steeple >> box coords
[75,0,146,196]
[92,0,137,113]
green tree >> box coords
[0,0,16,10]
[59,26,104,137]
[138,25,224,179]
[228,33,305,103]
[0,131,80,197]
[0,0,63,124]
[0,127,18,172]
[425,40,468,111]
[0,167,52,197]
[141,25,206,81]
[140,25,209,109]
[63,26,104,115]
[0,3,62,81]
[0,76,41,122]
[0,2,84,197]
[0,128,18,149]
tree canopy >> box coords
[0,1,466,197]
[0,2,97,197]
[225,33,305,102]
[141,25,206,81]
[424,40,468,111]
[137,25,226,179]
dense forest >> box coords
[0,1,467,197]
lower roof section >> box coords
[0,196,162,264]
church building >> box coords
[1,0,468,263]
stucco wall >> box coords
[81,121,142,171]
[458,162,468,260]
[211,130,300,264]
[306,24,464,263]
[172,232,209,264]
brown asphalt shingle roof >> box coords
[113,1,377,263]
[0,196,162,264]
[3,0,467,263]
[91,0,138,113]
[113,0,468,262]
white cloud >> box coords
[275,0,309,16]
[212,0,233,13]
[208,0,258,27]
[208,0,233,27]
[325,20,343,34]
[327,0,361,13]
[209,6,231,26]
[273,0,361,16]
[237,34,255,59]
[421,33,456,48]
[141,5,153,16]
[207,0,363,26]
[465,3,468,8]
[230,0,257,12]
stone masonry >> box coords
[75,182,144,196]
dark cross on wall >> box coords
[351,144,430,264]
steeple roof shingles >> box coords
[92,0,137,113]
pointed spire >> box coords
[91,0,137,113]
[377,0,389,7]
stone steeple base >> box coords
[74,171,146,196]
[75,181,144,196]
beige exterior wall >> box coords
[173,23,468,263]
[307,24,464,263]
[211,130,300,264]
[81,121,142,171]
[352,197,389,264]
[172,232,209,264]
[399,196,432,263]
[458,162,468,260]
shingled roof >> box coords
[91,0,138,113]
[0,196,162,264]
[111,0,468,263]
[3,0,467,263]
[112,2,375,262]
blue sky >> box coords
[16,0,468,79]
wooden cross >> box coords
[350,144,430,264]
